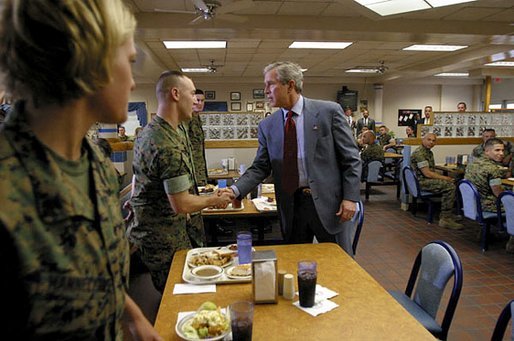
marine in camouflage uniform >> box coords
[0,103,129,339]
[410,139,462,229]
[378,132,394,149]
[361,143,384,181]
[465,156,507,212]
[128,115,205,293]
[473,141,513,167]
[187,114,208,186]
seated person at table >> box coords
[356,126,369,148]
[411,133,463,230]
[465,138,513,253]
[406,125,416,138]
[473,128,513,168]
[360,131,384,181]
[378,125,396,151]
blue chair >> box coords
[351,201,365,256]
[457,180,499,252]
[363,160,383,200]
[497,191,514,243]
[402,166,441,223]
[491,300,513,341]
[389,240,463,340]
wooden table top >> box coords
[435,164,465,175]
[202,197,277,218]
[384,152,403,159]
[502,178,514,187]
[208,170,240,180]
[154,243,435,340]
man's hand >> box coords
[211,189,234,209]
[336,200,357,222]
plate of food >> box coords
[202,202,245,212]
[176,303,230,341]
[225,264,252,279]
[187,249,234,268]
[198,184,217,195]
[190,265,224,281]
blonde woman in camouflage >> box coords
[0,0,161,339]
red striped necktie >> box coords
[282,111,299,194]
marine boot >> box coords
[438,213,464,230]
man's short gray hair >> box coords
[264,61,303,93]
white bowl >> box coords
[175,312,230,341]
[190,265,223,280]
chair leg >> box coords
[412,197,418,216]
[365,183,370,200]
[427,201,434,224]
[480,222,489,252]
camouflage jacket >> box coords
[361,143,385,165]
[187,114,208,185]
[411,145,435,180]
[465,156,506,212]
[378,132,394,147]
[129,116,204,246]
[0,101,128,340]
[473,141,513,167]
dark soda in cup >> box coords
[297,260,317,307]
[231,318,253,341]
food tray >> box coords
[182,247,252,285]
[202,202,245,212]
[261,184,275,194]
[251,197,277,212]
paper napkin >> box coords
[293,299,339,317]
[173,283,216,295]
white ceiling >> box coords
[126,0,514,85]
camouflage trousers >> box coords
[419,178,456,212]
[128,212,205,293]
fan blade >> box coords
[154,8,196,14]
[191,0,209,11]
[217,0,254,15]
[189,15,206,25]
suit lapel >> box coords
[303,98,319,170]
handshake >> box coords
[211,187,239,209]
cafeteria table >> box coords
[154,243,435,340]
[502,178,514,188]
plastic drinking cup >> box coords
[237,231,252,264]
[229,301,254,341]
[297,260,317,307]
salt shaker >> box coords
[283,274,295,300]
[278,270,287,295]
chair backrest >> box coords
[498,191,514,236]
[405,240,463,340]
[402,166,420,197]
[119,183,132,220]
[366,160,382,182]
[384,148,396,165]
[491,299,513,341]
[351,201,365,255]
[457,180,484,222]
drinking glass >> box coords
[297,260,317,307]
[237,231,252,264]
[229,301,254,341]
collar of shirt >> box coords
[282,95,304,119]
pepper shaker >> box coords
[283,274,295,300]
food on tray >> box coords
[228,264,252,277]
[227,244,238,251]
[199,184,216,194]
[189,251,233,267]
[181,303,229,339]
[191,265,223,280]
[208,168,228,175]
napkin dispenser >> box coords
[252,250,278,304]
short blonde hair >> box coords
[0,0,136,106]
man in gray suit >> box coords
[356,109,376,136]
[227,61,361,256]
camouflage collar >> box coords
[3,101,108,224]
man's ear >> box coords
[287,80,296,92]
[169,87,180,101]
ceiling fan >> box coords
[155,0,254,24]
[350,60,389,74]
[203,59,224,73]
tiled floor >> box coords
[358,186,513,340]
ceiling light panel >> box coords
[346,68,379,73]
[427,0,477,7]
[355,0,430,16]
[485,61,514,66]
[289,41,353,49]
[434,72,469,77]
[403,44,467,51]
[163,41,227,49]
[181,68,211,73]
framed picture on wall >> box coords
[230,92,241,101]
[205,90,216,100]
[246,102,254,111]
[253,89,265,99]
[255,101,265,109]
[231,102,241,111]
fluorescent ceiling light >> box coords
[354,0,476,16]
[428,0,476,7]
[163,41,226,49]
[181,67,211,73]
[403,44,467,51]
[484,61,514,67]
[346,68,379,73]
[289,41,352,49]
[301,68,308,72]
[434,72,469,77]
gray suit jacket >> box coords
[234,97,361,246]
[356,117,376,135]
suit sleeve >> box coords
[332,105,362,201]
